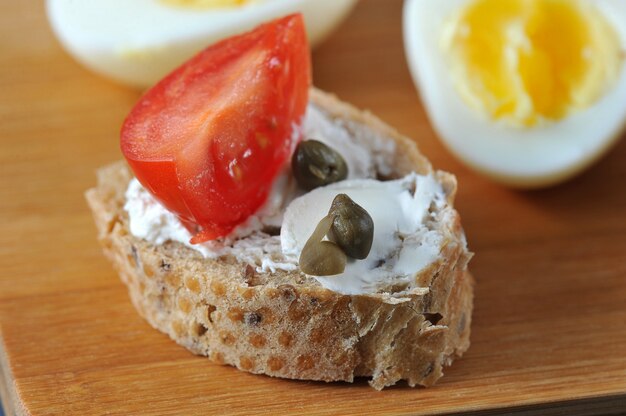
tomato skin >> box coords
[121,14,311,243]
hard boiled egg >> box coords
[47,0,357,88]
[404,0,626,188]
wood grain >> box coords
[1,0,626,415]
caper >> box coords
[292,140,348,190]
[328,194,374,259]
[299,215,347,276]
[300,240,347,276]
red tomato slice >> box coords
[121,14,311,243]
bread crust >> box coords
[86,88,474,389]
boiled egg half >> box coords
[404,0,626,187]
[47,0,357,88]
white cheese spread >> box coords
[303,104,374,179]
[124,173,298,272]
[281,174,445,295]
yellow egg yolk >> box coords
[160,0,256,9]
[444,0,622,127]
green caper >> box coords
[292,140,348,190]
[299,215,347,276]
[300,240,347,276]
[328,194,374,260]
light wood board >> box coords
[1,0,626,415]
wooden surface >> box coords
[1,1,626,415]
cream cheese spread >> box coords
[124,173,298,272]
[281,174,445,295]
[303,104,374,180]
[124,102,447,295]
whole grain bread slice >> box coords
[85,88,474,390]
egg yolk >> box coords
[445,0,622,127]
[160,0,256,9]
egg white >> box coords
[47,0,357,88]
[403,0,626,188]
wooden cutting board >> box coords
[1,1,625,415]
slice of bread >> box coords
[86,88,474,390]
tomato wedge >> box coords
[121,14,311,243]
